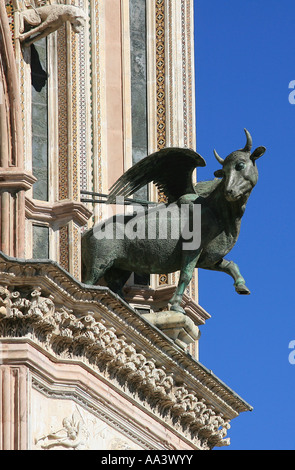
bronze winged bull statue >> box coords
[82,129,266,314]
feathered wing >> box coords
[107,147,206,204]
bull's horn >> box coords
[213,149,224,165]
[243,128,252,152]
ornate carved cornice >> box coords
[0,251,252,449]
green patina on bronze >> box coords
[81,129,266,313]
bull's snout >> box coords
[225,189,235,201]
[224,186,241,201]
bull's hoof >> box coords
[235,283,250,295]
[170,304,186,314]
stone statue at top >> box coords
[18,4,86,47]
[82,129,266,314]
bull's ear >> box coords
[214,169,224,178]
[250,146,266,162]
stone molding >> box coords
[0,167,37,192]
[0,251,252,449]
[25,196,92,227]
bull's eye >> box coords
[235,161,245,171]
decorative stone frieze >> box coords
[0,251,252,450]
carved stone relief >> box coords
[32,396,141,450]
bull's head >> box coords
[213,129,266,202]
[69,7,87,33]
[71,15,86,33]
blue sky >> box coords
[194,0,295,450]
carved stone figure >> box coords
[35,414,85,450]
[81,130,266,314]
[0,286,11,316]
[18,4,86,47]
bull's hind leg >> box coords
[104,267,132,298]
[205,258,251,295]
[169,249,202,313]
[81,229,117,286]
[82,258,114,286]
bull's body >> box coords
[82,130,266,313]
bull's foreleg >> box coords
[20,27,57,47]
[169,249,202,313]
[18,21,46,41]
[206,258,250,295]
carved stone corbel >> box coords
[18,3,86,47]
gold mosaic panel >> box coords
[156,0,168,285]
[72,222,80,280]
[59,224,69,272]
[70,25,79,203]
[155,0,166,153]
[5,1,14,46]
[57,24,69,201]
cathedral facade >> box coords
[0,0,251,450]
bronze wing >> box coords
[107,147,206,204]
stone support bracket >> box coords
[124,284,211,325]
[142,310,200,350]
[25,196,92,228]
[0,167,37,192]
